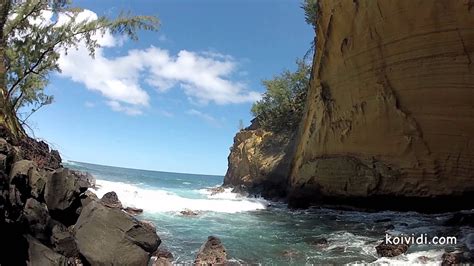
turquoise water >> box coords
[66,161,470,265]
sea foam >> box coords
[92,179,267,214]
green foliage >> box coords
[302,0,319,30]
[2,0,159,123]
[251,59,311,132]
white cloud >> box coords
[187,109,222,127]
[106,101,143,116]
[55,9,261,115]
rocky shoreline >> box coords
[0,128,228,265]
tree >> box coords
[251,59,311,132]
[302,0,318,31]
[0,0,159,139]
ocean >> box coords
[65,161,471,265]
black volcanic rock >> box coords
[194,236,227,265]
[376,241,410,257]
[74,201,160,265]
[100,191,123,209]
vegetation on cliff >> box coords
[251,59,311,132]
[0,0,158,139]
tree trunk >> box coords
[0,0,25,140]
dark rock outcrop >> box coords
[124,206,143,215]
[0,135,161,265]
[100,191,123,209]
[151,248,174,266]
[23,198,50,242]
[194,236,227,265]
[74,201,160,265]
[50,223,78,257]
[26,235,68,266]
[375,241,410,257]
[180,209,199,216]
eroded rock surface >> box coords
[288,0,474,211]
[74,201,160,265]
[223,120,295,199]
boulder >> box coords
[74,201,160,265]
[306,237,328,248]
[23,198,50,241]
[80,190,99,207]
[0,138,10,154]
[100,191,123,209]
[9,160,35,181]
[70,170,95,189]
[26,235,68,266]
[194,236,227,265]
[442,251,463,265]
[209,186,225,196]
[180,209,199,216]
[128,220,159,253]
[0,153,7,173]
[44,168,88,211]
[50,223,78,257]
[151,248,174,266]
[375,241,410,257]
[124,206,143,215]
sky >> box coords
[29,0,314,175]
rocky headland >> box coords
[224,0,474,213]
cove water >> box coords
[65,161,471,265]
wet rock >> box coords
[209,186,225,195]
[23,198,50,241]
[50,223,78,257]
[100,191,123,209]
[442,251,463,265]
[151,248,174,266]
[281,249,300,258]
[444,212,474,227]
[124,206,143,215]
[180,209,199,216]
[375,241,410,257]
[416,256,431,264]
[194,236,227,265]
[129,220,160,252]
[307,237,329,248]
[385,224,395,230]
[75,201,160,265]
[26,235,68,266]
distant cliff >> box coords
[223,120,294,199]
[225,0,474,212]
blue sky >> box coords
[30,0,314,175]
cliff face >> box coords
[223,122,295,199]
[289,0,474,211]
